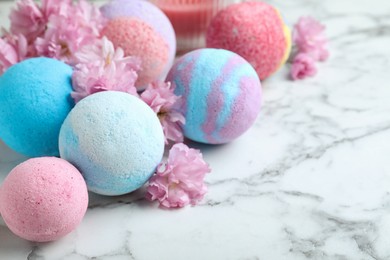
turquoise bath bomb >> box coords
[59,91,165,196]
[0,58,74,157]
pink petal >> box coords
[10,0,46,42]
[71,58,139,103]
[0,38,18,73]
[290,53,318,80]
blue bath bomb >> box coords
[0,58,74,157]
[59,91,165,196]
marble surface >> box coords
[1,0,390,259]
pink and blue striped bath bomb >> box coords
[166,48,262,144]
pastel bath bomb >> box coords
[0,157,88,242]
[206,1,291,80]
[100,0,176,77]
[166,48,262,144]
[0,57,74,157]
[59,91,164,196]
[103,17,170,88]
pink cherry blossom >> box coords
[9,0,45,43]
[75,36,141,72]
[146,143,211,208]
[34,0,106,64]
[141,81,185,144]
[293,16,329,61]
[71,37,141,103]
[290,52,317,80]
[71,62,138,103]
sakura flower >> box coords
[146,143,211,208]
[9,0,67,43]
[71,61,138,103]
[71,37,141,102]
[9,0,45,43]
[34,0,106,64]
[141,81,185,144]
[75,36,141,72]
[293,16,329,61]
[290,52,317,80]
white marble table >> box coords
[1,0,390,259]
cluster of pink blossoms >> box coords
[0,0,105,73]
[290,16,329,80]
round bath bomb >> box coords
[206,1,291,80]
[0,57,74,157]
[166,48,262,144]
[103,17,170,88]
[0,157,88,242]
[100,0,176,78]
[59,91,164,196]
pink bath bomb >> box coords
[103,17,170,88]
[206,2,291,80]
[0,157,88,242]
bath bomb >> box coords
[206,1,291,80]
[59,91,164,196]
[166,48,262,144]
[100,0,176,77]
[0,157,88,242]
[0,57,74,157]
[103,17,170,88]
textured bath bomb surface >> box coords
[103,17,170,88]
[59,91,164,196]
[0,57,74,157]
[0,157,88,242]
[100,0,176,78]
[166,48,262,144]
[206,1,291,80]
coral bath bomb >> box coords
[59,91,164,196]
[103,17,170,88]
[166,48,262,144]
[0,157,88,242]
[0,57,74,157]
[100,0,176,77]
[206,1,291,80]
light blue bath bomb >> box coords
[0,57,74,157]
[59,91,165,196]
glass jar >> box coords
[150,0,240,55]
